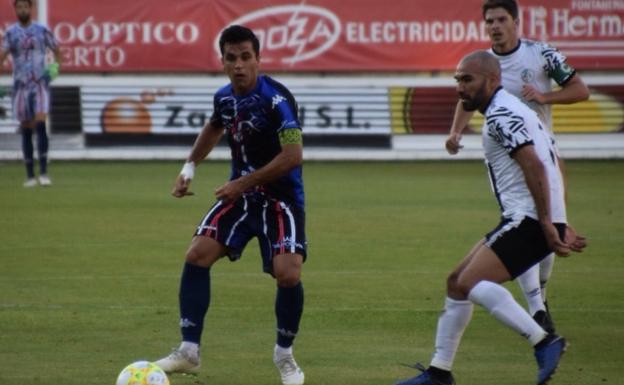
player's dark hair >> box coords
[482,0,518,20]
[14,0,33,6]
[219,25,260,56]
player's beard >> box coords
[460,83,488,112]
[17,13,31,24]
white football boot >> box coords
[154,342,200,374]
[38,175,52,187]
[273,345,304,385]
[23,178,37,188]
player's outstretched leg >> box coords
[156,262,210,374]
[273,281,305,385]
[534,334,566,385]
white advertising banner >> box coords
[81,85,391,135]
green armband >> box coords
[279,128,302,145]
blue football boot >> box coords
[534,334,566,385]
[394,363,455,385]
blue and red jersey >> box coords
[210,75,304,208]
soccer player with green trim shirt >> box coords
[395,50,587,385]
[0,0,61,187]
[445,0,590,335]
[155,25,306,385]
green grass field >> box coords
[1,160,622,385]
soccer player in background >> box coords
[155,25,307,385]
[394,51,586,385]
[445,0,590,335]
[0,0,61,187]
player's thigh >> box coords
[273,252,304,287]
[185,235,228,268]
[34,84,50,117]
[446,238,485,298]
[456,244,511,295]
[34,112,47,122]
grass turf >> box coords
[0,160,622,385]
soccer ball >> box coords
[115,361,170,385]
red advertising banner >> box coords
[1,0,623,72]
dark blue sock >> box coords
[21,128,34,178]
[179,263,211,344]
[35,122,48,175]
[275,282,304,348]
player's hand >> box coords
[522,85,546,104]
[215,179,244,203]
[445,133,464,155]
[172,174,194,198]
[564,225,587,252]
[44,63,60,82]
[542,222,571,257]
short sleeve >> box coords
[1,29,11,52]
[541,43,576,86]
[486,107,534,156]
[272,93,300,132]
[43,26,58,50]
[209,94,223,128]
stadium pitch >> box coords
[0,160,622,385]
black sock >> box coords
[35,121,48,175]
[21,128,34,178]
[179,263,211,344]
[275,282,304,348]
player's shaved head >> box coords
[459,50,501,79]
[454,50,502,112]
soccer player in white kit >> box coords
[394,51,587,385]
[0,0,61,187]
[445,0,590,335]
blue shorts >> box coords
[194,194,307,274]
[485,216,565,278]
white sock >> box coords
[539,253,555,301]
[180,341,199,356]
[516,265,546,315]
[468,281,547,346]
[430,297,474,371]
[275,344,293,357]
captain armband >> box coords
[278,128,303,146]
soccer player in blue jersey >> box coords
[155,25,306,385]
[0,0,61,187]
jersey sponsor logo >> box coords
[214,4,341,66]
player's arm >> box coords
[522,74,589,105]
[513,144,570,256]
[0,49,8,98]
[446,100,475,154]
[215,128,303,203]
[172,121,224,198]
[0,48,7,69]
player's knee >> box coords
[274,269,301,288]
[446,271,461,293]
[184,246,217,267]
[455,274,476,298]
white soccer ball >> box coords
[116,361,170,385]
